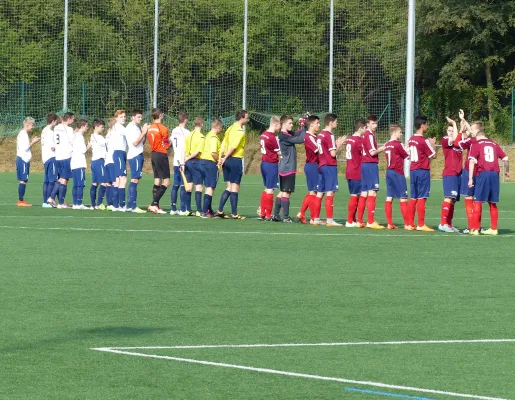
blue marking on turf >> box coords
[344,387,435,400]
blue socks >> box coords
[72,186,77,205]
[90,185,98,207]
[218,190,230,212]
[50,181,60,201]
[43,183,48,203]
[203,194,212,214]
[98,185,106,205]
[128,182,137,209]
[230,192,239,215]
[171,184,179,211]
[112,186,119,208]
[195,191,202,212]
[118,188,126,208]
[184,191,192,211]
[180,186,186,212]
[18,183,26,201]
[58,183,67,205]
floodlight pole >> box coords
[63,0,69,111]
[404,0,416,178]
[329,0,334,113]
[242,0,248,112]
[153,0,159,108]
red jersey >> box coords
[408,134,435,170]
[362,129,379,164]
[469,138,507,174]
[304,132,319,164]
[345,135,362,180]
[458,135,476,170]
[260,131,280,163]
[147,123,170,154]
[384,140,409,175]
[317,130,337,168]
[441,136,462,176]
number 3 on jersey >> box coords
[260,139,266,154]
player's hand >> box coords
[445,116,456,125]
[142,123,149,134]
[505,171,510,179]
[31,136,41,144]
[459,109,465,121]
[468,179,474,188]
[429,137,437,147]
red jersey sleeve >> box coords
[468,143,480,162]
[423,138,436,157]
[441,136,454,148]
[363,132,377,153]
[497,144,507,160]
[305,134,318,153]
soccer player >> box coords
[296,115,320,224]
[111,110,128,211]
[408,115,437,232]
[105,118,117,211]
[358,115,386,229]
[184,117,206,216]
[89,119,108,210]
[438,117,462,233]
[258,116,281,221]
[344,120,366,227]
[170,112,189,215]
[273,115,305,223]
[384,125,410,229]
[199,118,224,218]
[41,113,59,207]
[147,108,170,214]
[16,117,39,207]
[218,109,249,219]
[126,109,148,213]
[54,112,75,208]
[468,122,509,235]
[70,120,91,209]
[312,113,346,227]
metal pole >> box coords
[208,84,213,124]
[153,0,159,108]
[329,0,334,113]
[81,82,86,119]
[21,81,25,122]
[242,0,248,112]
[404,0,416,178]
[387,89,391,127]
[63,0,69,111]
[511,87,514,144]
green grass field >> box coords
[1,172,514,400]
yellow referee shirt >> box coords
[184,129,205,159]
[222,122,245,159]
[200,131,220,162]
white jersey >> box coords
[41,126,56,163]
[70,133,88,170]
[110,122,127,152]
[126,122,144,160]
[54,123,74,160]
[105,131,114,165]
[90,133,107,161]
[171,126,189,166]
[16,130,32,163]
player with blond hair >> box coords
[16,117,39,207]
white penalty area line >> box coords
[91,339,515,400]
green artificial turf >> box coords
[0,172,514,400]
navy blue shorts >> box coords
[261,162,279,190]
[173,166,183,186]
[460,169,475,197]
[347,179,361,195]
[318,165,339,193]
[410,169,431,199]
[113,150,127,178]
[443,175,461,201]
[91,159,107,184]
[185,159,203,185]
[72,168,86,187]
[44,158,58,183]
[386,170,408,199]
[200,160,219,188]
[129,154,144,180]
[56,158,72,180]
[361,163,380,192]
[16,157,30,181]
[474,171,500,203]
[225,157,243,184]
[304,162,320,192]
[105,163,115,183]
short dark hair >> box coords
[76,119,88,130]
[63,112,75,121]
[414,115,428,130]
[178,112,189,123]
[324,113,338,125]
[132,109,143,117]
[151,108,162,121]
[46,113,59,125]
[306,115,320,128]
[280,114,293,125]
[367,114,378,123]
[235,109,248,121]
[353,119,367,132]
[93,119,105,128]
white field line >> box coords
[91,346,511,400]
[0,225,495,237]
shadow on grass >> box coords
[0,326,170,353]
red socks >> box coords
[489,202,498,230]
[408,199,418,226]
[385,201,393,225]
[472,201,482,230]
[300,194,311,216]
[440,201,451,226]
[259,192,267,217]
[264,193,274,218]
[448,203,455,227]
[367,196,376,224]
[417,199,427,227]
[325,196,334,219]
[465,198,474,230]
[357,196,367,224]
[313,197,323,220]
[347,196,359,223]
[400,201,409,225]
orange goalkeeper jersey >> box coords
[147,123,170,154]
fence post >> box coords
[81,82,86,119]
[153,0,159,108]
[21,81,25,122]
[329,0,334,113]
[63,0,68,111]
[404,0,416,178]
[387,89,391,127]
[511,87,514,144]
[208,83,213,124]
[242,0,248,112]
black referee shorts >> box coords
[151,152,171,180]
[280,174,296,193]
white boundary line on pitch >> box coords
[0,225,501,237]
[91,338,515,400]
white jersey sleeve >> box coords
[105,132,114,164]
[171,127,189,166]
[126,122,144,160]
[16,130,32,163]
[41,127,56,163]
[70,133,87,170]
[91,133,107,161]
